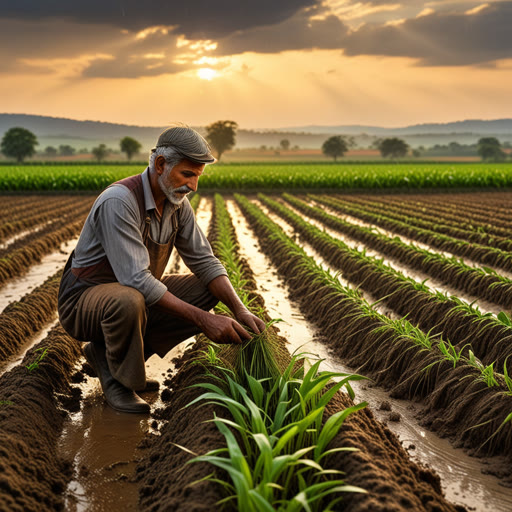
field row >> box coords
[1,162,512,190]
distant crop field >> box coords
[1,162,512,190]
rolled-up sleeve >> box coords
[93,196,167,306]
[175,200,227,286]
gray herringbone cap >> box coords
[152,123,216,164]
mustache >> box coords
[173,185,194,194]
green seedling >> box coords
[25,347,48,372]
[0,400,14,406]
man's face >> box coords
[158,158,205,205]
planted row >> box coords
[235,193,512,461]
[190,193,366,510]
[259,193,512,370]
[367,195,512,239]
[337,194,512,252]
[312,194,512,274]
[281,193,512,309]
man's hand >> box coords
[234,309,266,335]
[197,311,253,345]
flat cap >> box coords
[152,123,216,164]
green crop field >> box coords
[1,162,512,191]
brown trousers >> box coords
[59,274,217,390]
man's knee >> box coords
[111,287,146,317]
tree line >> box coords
[1,124,509,163]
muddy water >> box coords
[0,236,78,311]
[227,199,512,512]
[58,198,212,511]
[58,342,191,512]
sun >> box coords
[197,68,217,80]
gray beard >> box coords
[158,175,190,205]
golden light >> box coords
[197,68,217,80]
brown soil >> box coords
[2,192,511,511]
[0,325,82,511]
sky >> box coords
[0,0,511,129]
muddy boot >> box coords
[83,342,150,414]
[136,379,160,392]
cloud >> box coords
[0,0,317,38]
[215,7,349,55]
[0,0,510,79]
[342,1,512,65]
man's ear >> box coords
[155,155,166,175]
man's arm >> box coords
[155,278,265,344]
[156,276,265,344]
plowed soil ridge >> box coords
[0,270,62,363]
[0,325,82,511]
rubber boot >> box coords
[83,342,150,414]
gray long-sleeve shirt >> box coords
[72,168,227,306]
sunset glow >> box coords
[197,68,217,80]
[0,1,509,128]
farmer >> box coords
[58,123,265,414]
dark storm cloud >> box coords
[215,8,349,55]
[342,2,512,65]
[0,0,510,78]
[0,0,317,39]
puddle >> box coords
[228,198,512,512]
[59,340,194,512]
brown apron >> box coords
[58,173,179,315]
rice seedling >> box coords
[25,347,48,373]
[187,351,367,510]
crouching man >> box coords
[58,123,265,413]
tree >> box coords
[92,144,109,162]
[477,137,506,162]
[44,146,57,157]
[120,136,142,161]
[59,144,75,156]
[1,127,38,162]
[379,138,409,159]
[205,120,238,160]
[280,139,290,151]
[321,136,348,161]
